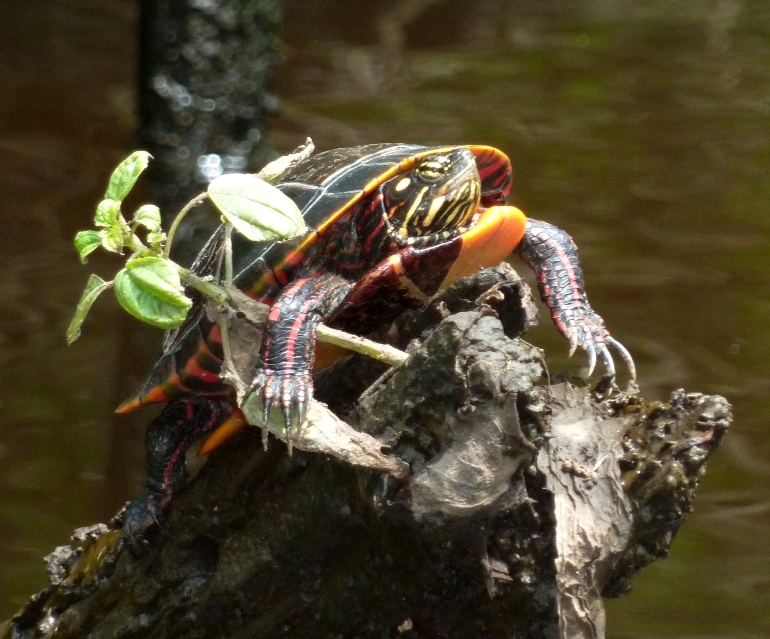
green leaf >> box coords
[114,257,192,329]
[101,225,126,253]
[208,174,307,242]
[66,275,113,344]
[105,151,152,201]
[124,257,189,305]
[133,204,162,232]
[147,230,166,253]
[94,199,122,227]
[74,230,102,264]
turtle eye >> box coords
[415,157,450,183]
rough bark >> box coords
[0,266,731,639]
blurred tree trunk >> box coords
[138,0,281,252]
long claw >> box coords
[251,369,313,451]
[585,342,597,377]
[262,396,272,428]
[598,343,616,377]
[283,404,293,436]
[607,337,637,381]
[568,329,579,357]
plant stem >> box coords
[176,264,408,369]
[316,325,408,368]
[128,234,147,253]
[164,193,208,258]
[177,267,231,306]
[223,222,234,285]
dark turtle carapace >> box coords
[118,143,635,547]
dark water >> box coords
[1,0,768,635]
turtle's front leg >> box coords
[123,397,226,552]
[252,273,353,431]
[514,218,636,378]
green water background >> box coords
[0,1,767,635]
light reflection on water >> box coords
[1,0,768,634]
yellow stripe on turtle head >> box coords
[384,147,480,238]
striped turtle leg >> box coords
[252,273,353,432]
[514,218,635,379]
[123,397,226,552]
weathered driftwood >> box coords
[1,266,731,639]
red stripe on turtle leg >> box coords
[514,218,587,336]
[514,217,635,377]
[122,399,225,545]
[255,274,354,427]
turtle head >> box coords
[383,148,481,239]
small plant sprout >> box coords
[67,149,308,342]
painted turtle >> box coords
[120,143,634,546]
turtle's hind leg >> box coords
[122,398,225,553]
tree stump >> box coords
[1,266,731,639]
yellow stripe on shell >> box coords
[255,146,468,295]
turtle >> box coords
[118,143,635,547]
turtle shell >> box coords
[117,143,516,413]
[230,143,512,299]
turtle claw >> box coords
[251,368,313,442]
[262,395,272,430]
[585,341,597,377]
[607,336,637,381]
[283,405,294,433]
[122,491,164,555]
[568,329,579,358]
[560,309,635,380]
[597,342,616,378]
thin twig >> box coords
[316,325,408,368]
[179,266,408,368]
[223,222,234,285]
[218,222,236,386]
[163,192,208,258]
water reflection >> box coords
[1,0,768,634]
